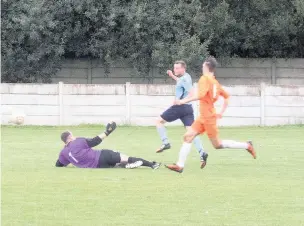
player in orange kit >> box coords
[166,57,256,173]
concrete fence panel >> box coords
[1,83,304,126]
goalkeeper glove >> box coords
[104,121,117,136]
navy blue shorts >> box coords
[160,104,194,126]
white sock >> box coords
[177,142,192,168]
[221,140,249,149]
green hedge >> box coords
[2,0,304,82]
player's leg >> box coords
[166,120,204,173]
[180,105,208,168]
[192,132,209,169]
[99,150,159,169]
[120,153,161,169]
[155,106,179,153]
[206,124,256,159]
[97,149,116,168]
[156,116,171,152]
[177,127,199,168]
[192,135,206,159]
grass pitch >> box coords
[2,125,304,226]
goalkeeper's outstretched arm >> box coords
[86,134,105,147]
[86,122,117,148]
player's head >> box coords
[61,131,75,144]
[174,60,186,76]
[202,56,218,75]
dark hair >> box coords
[61,131,71,143]
[174,60,187,69]
[204,56,218,72]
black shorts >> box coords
[97,149,121,168]
[160,104,194,126]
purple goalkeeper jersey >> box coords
[58,138,101,168]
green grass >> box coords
[2,125,304,226]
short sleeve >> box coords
[198,77,209,98]
[219,85,229,99]
[58,151,70,166]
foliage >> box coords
[1,0,304,82]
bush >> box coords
[1,0,303,82]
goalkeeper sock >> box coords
[128,157,153,167]
[221,140,249,149]
[177,142,192,168]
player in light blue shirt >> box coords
[175,73,193,103]
[155,60,208,168]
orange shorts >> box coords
[191,119,218,138]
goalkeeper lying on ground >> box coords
[55,122,161,169]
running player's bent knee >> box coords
[214,144,223,149]
[183,133,194,143]
[210,138,223,149]
[120,154,129,162]
[212,142,222,149]
[156,117,165,126]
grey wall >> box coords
[2,83,304,126]
[52,58,304,85]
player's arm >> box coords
[188,87,196,97]
[85,134,105,147]
[178,93,199,104]
[176,78,208,104]
[167,70,179,81]
[85,122,117,148]
[217,87,230,118]
[55,159,65,167]
[55,160,75,168]
[55,152,70,167]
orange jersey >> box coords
[197,75,229,120]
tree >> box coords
[1,0,304,83]
[1,0,63,82]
